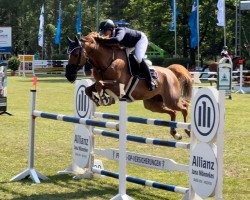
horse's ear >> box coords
[74,36,81,45]
[67,36,72,44]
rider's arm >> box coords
[95,29,125,44]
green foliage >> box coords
[150,57,191,68]
[162,57,191,68]
[245,59,250,70]
[7,56,21,71]
[150,57,166,66]
[52,53,68,60]
[0,0,248,64]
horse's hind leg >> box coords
[143,98,182,140]
[181,101,191,137]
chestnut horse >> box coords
[65,32,193,140]
[200,57,240,78]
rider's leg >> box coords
[139,59,157,91]
[135,33,157,91]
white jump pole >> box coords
[215,90,225,200]
[10,90,48,183]
[236,64,245,94]
[111,98,134,200]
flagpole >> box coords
[197,0,200,68]
[174,0,177,57]
[42,7,45,60]
[76,0,82,36]
[96,0,100,31]
[223,0,226,46]
[38,4,45,60]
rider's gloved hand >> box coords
[94,37,106,43]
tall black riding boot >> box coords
[139,60,157,91]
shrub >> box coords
[150,57,191,68]
[162,57,191,68]
[7,56,21,71]
[245,59,250,70]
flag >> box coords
[54,1,62,45]
[76,0,82,34]
[217,0,225,26]
[188,0,198,48]
[38,4,44,47]
[169,0,179,31]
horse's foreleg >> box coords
[99,89,116,106]
[95,81,116,106]
[86,83,101,106]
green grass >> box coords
[0,76,249,200]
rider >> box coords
[95,19,157,91]
[221,46,230,58]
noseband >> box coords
[68,46,84,70]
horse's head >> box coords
[65,36,87,83]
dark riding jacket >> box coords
[96,27,142,48]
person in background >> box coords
[221,46,230,58]
[95,19,157,91]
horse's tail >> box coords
[168,64,193,105]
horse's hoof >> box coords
[171,131,182,140]
[174,134,182,140]
[185,129,191,137]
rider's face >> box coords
[104,29,112,37]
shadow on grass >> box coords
[1,174,172,200]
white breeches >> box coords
[135,32,148,63]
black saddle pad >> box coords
[127,54,157,80]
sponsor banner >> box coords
[189,143,218,198]
[0,27,12,53]
[191,88,219,143]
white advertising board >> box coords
[0,27,12,54]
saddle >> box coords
[124,51,158,102]
[127,53,157,80]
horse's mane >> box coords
[80,32,99,43]
[80,32,121,50]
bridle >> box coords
[67,44,84,70]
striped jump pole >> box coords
[92,168,189,195]
[33,111,119,130]
[94,112,190,130]
[93,128,190,149]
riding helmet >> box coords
[223,46,228,50]
[99,19,115,34]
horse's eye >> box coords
[74,53,79,58]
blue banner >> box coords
[0,47,12,54]
[76,0,82,34]
[54,1,62,45]
[188,0,198,48]
[169,0,179,31]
